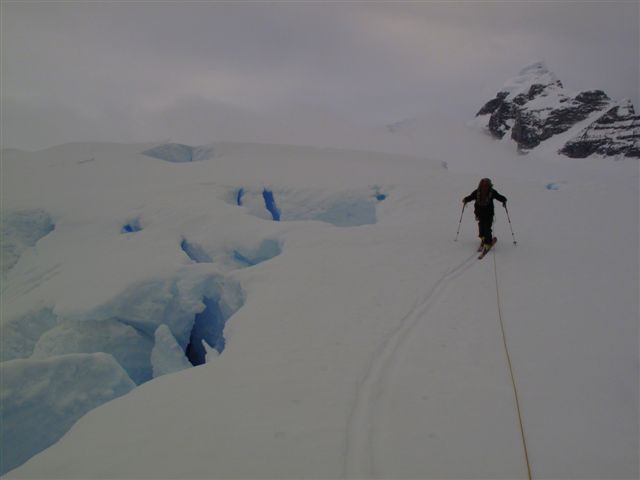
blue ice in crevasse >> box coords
[231,188,381,226]
[233,251,253,266]
[373,187,387,201]
[186,296,226,366]
[121,219,142,233]
[262,189,281,221]
[180,238,213,263]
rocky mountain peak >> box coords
[501,61,564,97]
[476,63,639,158]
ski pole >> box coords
[454,202,466,241]
[504,204,517,245]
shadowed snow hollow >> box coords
[180,237,282,269]
[141,143,216,163]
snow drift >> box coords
[0,353,135,475]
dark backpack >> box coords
[476,179,492,207]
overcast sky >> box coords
[2,1,638,151]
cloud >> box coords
[2,1,638,150]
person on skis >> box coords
[463,178,507,252]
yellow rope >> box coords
[493,249,533,480]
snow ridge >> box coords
[0,353,135,475]
[1,209,55,277]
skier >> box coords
[463,178,507,254]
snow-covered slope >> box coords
[1,137,638,478]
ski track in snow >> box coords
[344,251,478,478]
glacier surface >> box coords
[1,138,637,479]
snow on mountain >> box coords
[475,61,640,158]
[1,134,638,478]
[499,61,564,98]
[561,98,640,158]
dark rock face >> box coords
[561,102,640,158]
[485,96,517,140]
[477,92,509,117]
[476,62,639,158]
[510,90,611,150]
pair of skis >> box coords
[454,204,517,255]
[477,237,497,259]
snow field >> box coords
[1,139,638,478]
[0,142,440,475]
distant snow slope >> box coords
[2,138,637,479]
